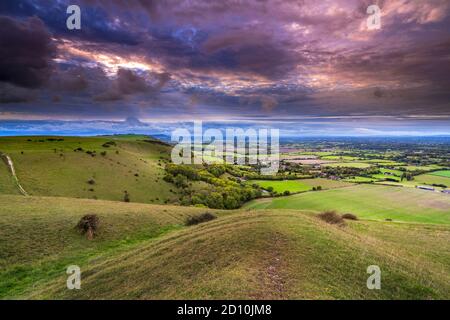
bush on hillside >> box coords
[76,214,99,240]
[185,212,217,226]
[317,211,345,225]
[342,213,358,220]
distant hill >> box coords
[0,135,178,204]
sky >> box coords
[0,0,449,136]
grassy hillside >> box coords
[0,194,223,298]
[0,136,177,204]
[0,157,20,195]
[244,184,450,224]
[0,195,448,299]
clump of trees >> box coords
[164,163,262,209]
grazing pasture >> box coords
[244,184,450,225]
[248,178,352,193]
[429,170,450,178]
[323,162,373,169]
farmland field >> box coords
[244,184,450,225]
[323,162,373,169]
[429,170,450,178]
[247,178,352,193]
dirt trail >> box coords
[0,152,29,196]
[252,232,287,299]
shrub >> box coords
[124,191,130,202]
[317,211,345,225]
[87,178,95,185]
[76,214,99,240]
[185,212,217,226]
[342,213,358,220]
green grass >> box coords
[0,194,222,298]
[18,209,450,299]
[374,174,450,189]
[396,165,444,172]
[244,184,450,225]
[0,159,20,195]
[0,136,177,204]
[1,194,449,299]
[321,155,360,161]
[371,174,401,182]
[247,178,352,193]
[379,168,403,176]
[429,170,450,178]
[343,176,375,183]
[324,162,373,169]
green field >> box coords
[343,176,375,183]
[244,184,450,224]
[321,155,360,161]
[396,165,444,172]
[1,195,448,299]
[375,174,450,189]
[0,136,177,204]
[247,178,352,193]
[429,170,450,178]
[371,174,401,182]
[324,162,373,169]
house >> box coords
[416,185,435,191]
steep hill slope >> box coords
[1,195,448,299]
[0,136,177,204]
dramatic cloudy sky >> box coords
[0,0,449,135]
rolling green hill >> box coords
[244,184,450,224]
[0,136,177,204]
[0,195,448,299]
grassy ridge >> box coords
[0,194,223,298]
[0,195,448,299]
[244,184,450,224]
[0,136,177,204]
[16,208,450,299]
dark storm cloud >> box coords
[0,15,56,88]
[94,68,170,101]
[0,0,449,122]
